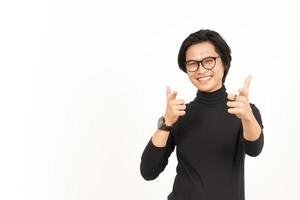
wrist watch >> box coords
[157,116,172,131]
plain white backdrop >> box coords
[0,0,299,199]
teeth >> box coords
[198,76,212,81]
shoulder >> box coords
[250,102,259,109]
[249,103,261,113]
[249,102,264,128]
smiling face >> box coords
[185,41,225,93]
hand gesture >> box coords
[227,75,254,120]
[164,86,186,126]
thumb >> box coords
[239,87,248,97]
[169,90,177,100]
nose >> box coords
[196,63,208,73]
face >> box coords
[185,41,224,93]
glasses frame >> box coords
[185,56,220,72]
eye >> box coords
[203,58,214,65]
[186,61,197,67]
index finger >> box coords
[243,75,252,91]
[166,86,171,98]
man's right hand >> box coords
[164,86,186,126]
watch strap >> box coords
[158,116,172,131]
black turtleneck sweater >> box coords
[140,84,264,200]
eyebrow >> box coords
[185,56,217,62]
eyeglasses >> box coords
[185,56,220,72]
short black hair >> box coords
[177,29,232,83]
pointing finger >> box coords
[243,75,252,91]
[166,86,171,98]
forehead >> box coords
[185,41,217,60]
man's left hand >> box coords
[227,75,254,120]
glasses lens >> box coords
[202,57,215,69]
[186,61,198,72]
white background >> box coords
[0,0,299,199]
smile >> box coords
[197,76,212,81]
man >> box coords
[140,29,264,200]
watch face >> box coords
[157,116,171,131]
[158,116,164,128]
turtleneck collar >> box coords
[194,84,228,106]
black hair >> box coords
[177,29,232,83]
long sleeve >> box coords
[242,103,264,157]
[140,131,176,181]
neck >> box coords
[194,84,227,106]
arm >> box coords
[140,128,176,181]
[140,87,184,180]
[241,103,264,157]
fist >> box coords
[164,86,186,126]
